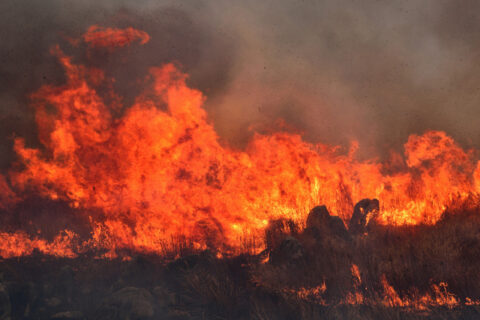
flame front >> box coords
[2,26,480,257]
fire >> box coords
[83,25,150,48]
[0,174,17,210]
[0,230,77,259]
[380,276,462,310]
[2,25,480,257]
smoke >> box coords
[1,0,480,171]
[199,0,480,157]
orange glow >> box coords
[380,276,460,310]
[2,26,480,258]
[0,174,18,209]
[83,25,150,48]
[286,276,473,309]
[0,231,77,259]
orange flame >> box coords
[0,230,77,259]
[83,25,150,48]
[0,174,18,210]
[380,276,460,310]
[2,26,480,257]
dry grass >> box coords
[3,204,480,319]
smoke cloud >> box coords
[1,0,480,170]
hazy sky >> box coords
[1,0,480,170]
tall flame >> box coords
[2,26,480,257]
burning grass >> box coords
[0,202,480,319]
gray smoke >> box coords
[1,0,480,171]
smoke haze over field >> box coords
[1,0,480,170]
